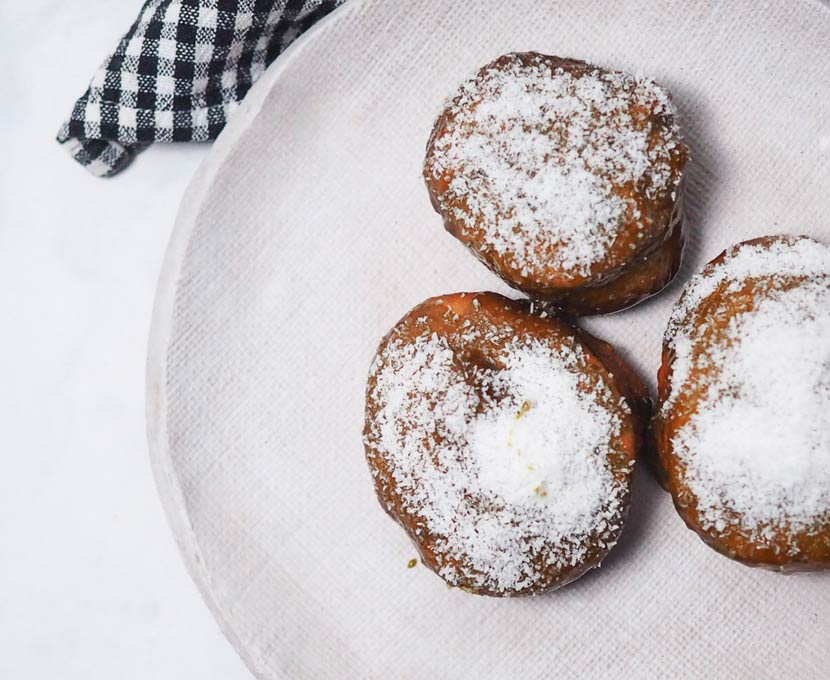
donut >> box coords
[424,52,688,315]
[652,235,830,570]
[363,292,649,595]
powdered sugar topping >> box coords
[664,237,830,540]
[426,53,684,279]
[366,313,633,593]
[664,237,830,410]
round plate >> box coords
[148,1,830,677]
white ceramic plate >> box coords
[148,1,830,678]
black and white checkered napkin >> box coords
[57,0,344,177]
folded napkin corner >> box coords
[57,0,344,178]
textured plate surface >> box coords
[148,1,830,678]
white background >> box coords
[0,2,251,677]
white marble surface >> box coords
[0,2,252,678]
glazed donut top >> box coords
[425,52,686,283]
[662,236,830,540]
[366,297,634,593]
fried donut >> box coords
[364,292,649,595]
[424,52,688,315]
[652,235,830,570]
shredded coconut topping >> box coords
[426,53,683,279]
[366,313,632,593]
[664,237,830,540]
[664,237,830,410]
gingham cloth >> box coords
[57,0,344,177]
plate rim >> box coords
[144,3,358,678]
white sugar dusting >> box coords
[471,350,616,512]
[367,319,631,593]
[665,237,830,539]
[427,53,683,278]
[664,237,830,411]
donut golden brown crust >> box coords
[652,235,830,571]
[364,292,649,595]
[553,212,685,316]
[424,52,688,316]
